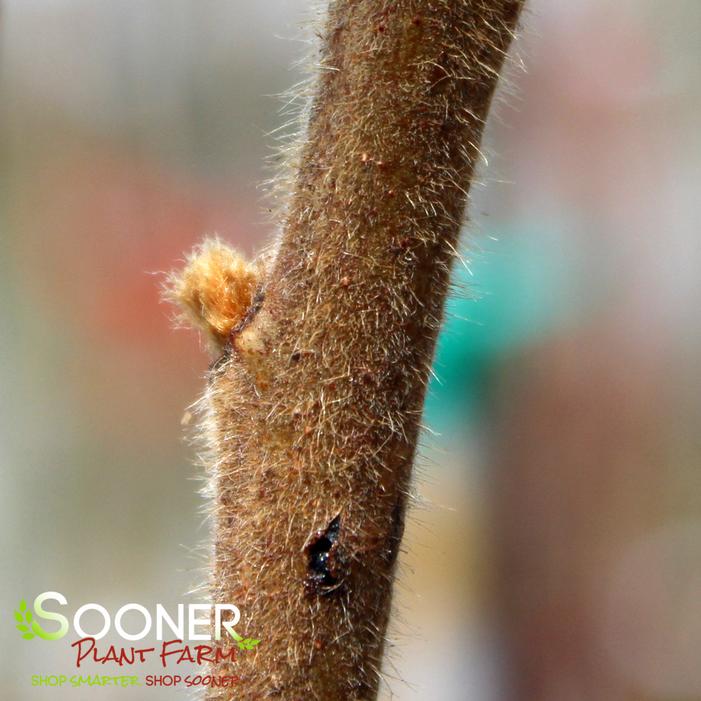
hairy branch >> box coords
[168,1,524,698]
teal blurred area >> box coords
[425,226,585,427]
[2,2,701,700]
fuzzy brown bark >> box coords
[198,1,524,699]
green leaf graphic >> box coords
[229,629,261,650]
[238,638,262,650]
[14,598,35,640]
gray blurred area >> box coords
[2,1,701,700]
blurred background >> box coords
[2,1,700,699]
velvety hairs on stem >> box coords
[166,1,524,699]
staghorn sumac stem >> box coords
[170,1,523,698]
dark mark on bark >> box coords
[208,287,266,379]
[385,496,405,566]
[208,347,231,376]
[231,287,266,339]
[305,515,347,597]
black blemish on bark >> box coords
[208,347,231,376]
[207,287,266,378]
[305,515,347,597]
[385,497,405,566]
[231,287,266,339]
